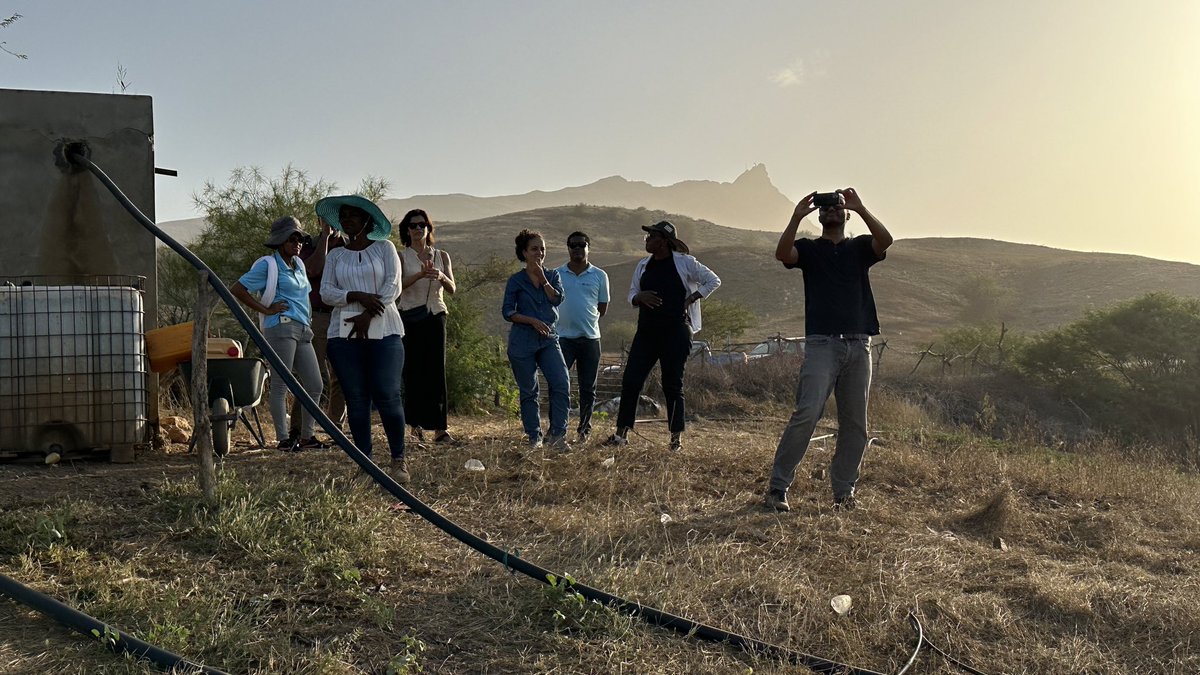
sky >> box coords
[5,1,1200,264]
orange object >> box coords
[145,322,195,373]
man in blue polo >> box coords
[555,231,610,444]
[765,187,893,512]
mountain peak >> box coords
[733,163,772,185]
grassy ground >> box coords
[2,384,1199,674]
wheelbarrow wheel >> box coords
[212,397,232,457]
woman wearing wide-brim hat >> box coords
[316,194,412,483]
[230,215,325,451]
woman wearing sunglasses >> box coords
[230,215,324,451]
[397,209,457,444]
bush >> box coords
[1017,293,1200,445]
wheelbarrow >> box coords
[180,358,268,456]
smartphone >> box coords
[813,192,843,208]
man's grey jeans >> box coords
[769,335,872,499]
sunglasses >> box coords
[285,233,307,244]
[408,222,429,229]
[567,242,588,249]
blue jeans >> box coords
[769,335,872,498]
[327,335,406,459]
[560,337,601,435]
[508,326,570,442]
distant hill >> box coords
[430,206,1200,349]
[157,165,796,245]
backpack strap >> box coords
[257,254,279,330]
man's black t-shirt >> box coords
[786,234,884,335]
[638,254,688,329]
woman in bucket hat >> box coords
[316,195,412,483]
[231,215,325,451]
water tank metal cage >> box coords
[0,275,148,459]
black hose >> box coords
[0,571,229,675]
[53,151,892,675]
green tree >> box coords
[1018,293,1200,442]
[444,257,517,413]
[693,299,756,347]
[159,166,386,338]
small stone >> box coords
[993,537,1009,551]
[463,459,485,472]
[830,594,852,615]
[659,513,672,524]
[601,457,615,469]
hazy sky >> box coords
[6,1,1200,263]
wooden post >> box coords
[191,270,217,504]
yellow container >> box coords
[145,322,195,373]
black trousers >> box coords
[616,322,691,433]
[560,336,602,435]
[401,312,449,431]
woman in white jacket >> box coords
[602,220,720,451]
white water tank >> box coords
[0,276,147,459]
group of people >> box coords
[232,197,456,484]
[232,186,892,510]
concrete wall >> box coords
[0,88,160,438]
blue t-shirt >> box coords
[238,252,312,329]
[555,263,609,339]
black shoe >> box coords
[765,489,790,512]
[833,495,857,511]
[276,437,298,451]
[669,433,682,451]
[296,437,329,450]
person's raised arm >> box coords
[776,191,816,265]
[841,187,892,258]
[305,219,334,282]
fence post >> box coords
[191,270,217,504]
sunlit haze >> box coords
[7,1,1200,263]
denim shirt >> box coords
[502,268,565,338]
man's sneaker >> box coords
[765,489,791,512]
[391,456,411,484]
[276,437,298,451]
[577,430,590,445]
[669,433,682,451]
[529,435,544,449]
[833,495,857,511]
[546,433,571,452]
[296,437,329,450]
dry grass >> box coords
[2,390,1199,674]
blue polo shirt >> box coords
[555,263,610,339]
[238,252,312,328]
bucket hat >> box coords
[264,216,304,248]
[641,220,690,255]
[315,195,392,241]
